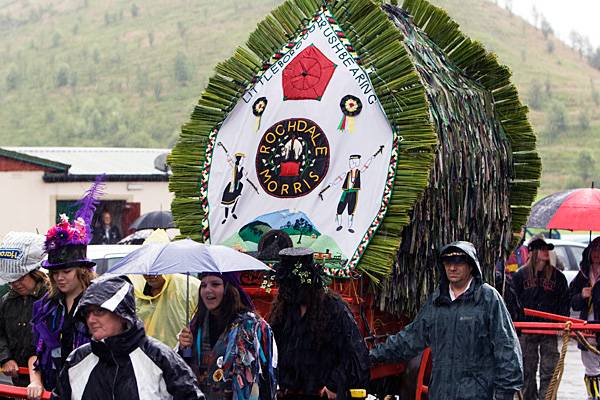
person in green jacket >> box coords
[370,241,523,400]
[0,232,49,389]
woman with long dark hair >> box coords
[512,235,569,400]
[269,247,369,400]
[177,272,276,400]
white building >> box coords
[0,147,172,238]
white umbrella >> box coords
[106,239,272,332]
[107,238,271,275]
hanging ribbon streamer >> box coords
[338,95,362,133]
[252,97,268,132]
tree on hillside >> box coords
[531,5,539,28]
[545,40,554,54]
[545,101,568,143]
[148,31,154,47]
[153,80,163,101]
[5,64,20,91]
[55,64,71,87]
[544,78,552,98]
[527,80,543,110]
[177,21,187,40]
[135,66,149,96]
[52,31,62,48]
[131,3,140,18]
[540,17,552,40]
[591,79,600,106]
[578,111,590,131]
[174,52,191,85]
[589,48,600,71]
[576,151,596,185]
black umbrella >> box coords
[129,211,175,231]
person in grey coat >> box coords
[370,241,523,400]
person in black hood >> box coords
[370,241,523,400]
[511,235,569,400]
[52,275,204,400]
[569,236,600,398]
[269,247,369,400]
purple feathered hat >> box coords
[42,176,105,270]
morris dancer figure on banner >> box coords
[217,142,260,225]
[319,145,384,234]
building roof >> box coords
[0,147,70,172]
[1,147,171,181]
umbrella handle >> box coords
[181,272,193,359]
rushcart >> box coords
[0,0,541,399]
[167,0,541,398]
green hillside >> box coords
[429,0,600,195]
[0,0,598,194]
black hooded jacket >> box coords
[511,256,570,321]
[53,275,204,400]
[370,241,523,400]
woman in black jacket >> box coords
[569,237,600,398]
[0,232,48,389]
[54,275,204,400]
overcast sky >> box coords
[498,0,600,48]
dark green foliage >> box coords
[528,79,543,110]
[5,65,19,91]
[55,63,70,87]
[174,52,191,84]
[576,151,596,184]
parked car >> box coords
[87,244,141,275]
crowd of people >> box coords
[0,192,599,399]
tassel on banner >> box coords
[338,94,362,133]
[252,97,268,132]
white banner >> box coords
[205,11,396,270]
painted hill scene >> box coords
[222,209,343,257]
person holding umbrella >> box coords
[0,232,49,391]
[177,272,277,400]
[569,237,600,398]
[129,230,201,348]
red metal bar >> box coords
[370,363,406,380]
[521,329,594,337]
[523,308,585,323]
[513,322,600,330]
[415,347,431,400]
[0,384,51,399]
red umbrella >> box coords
[528,188,600,231]
[282,45,336,101]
